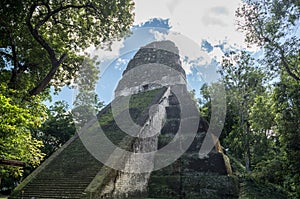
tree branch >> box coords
[35,3,93,29]
[0,159,26,167]
[280,53,300,81]
[27,4,57,63]
[26,4,69,95]
[29,53,67,96]
[273,41,300,81]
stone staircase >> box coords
[9,40,239,198]
[9,137,103,198]
[9,88,168,199]
[9,87,238,199]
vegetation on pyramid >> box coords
[9,40,239,198]
[9,88,167,199]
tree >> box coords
[0,0,134,182]
[220,51,266,171]
[72,57,104,128]
[0,0,134,96]
[0,83,46,178]
[32,101,76,158]
[236,1,300,196]
[248,92,279,166]
[236,0,300,81]
[272,72,300,197]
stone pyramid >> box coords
[9,40,239,199]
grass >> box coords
[98,88,166,148]
[99,88,165,126]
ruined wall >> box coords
[100,88,171,198]
[115,41,186,98]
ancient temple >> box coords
[9,41,239,199]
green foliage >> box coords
[0,0,134,190]
[0,0,134,95]
[238,176,288,199]
[220,51,267,171]
[0,84,46,178]
[217,51,299,196]
[32,101,76,158]
[129,88,164,114]
[234,1,300,197]
[72,57,104,128]
[189,89,199,106]
[236,0,300,81]
[272,73,300,197]
[249,94,275,131]
[200,2,300,197]
[98,88,165,127]
[96,88,165,150]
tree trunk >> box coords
[0,159,26,167]
[245,124,251,172]
[29,54,67,96]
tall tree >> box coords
[0,0,134,95]
[0,0,134,180]
[32,101,76,158]
[0,84,46,178]
[220,51,266,171]
[236,0,299,81]
[72,57,104,128]
[273,72,300,197]
[237,1,300,196]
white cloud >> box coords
[86,1,248,83]
[84,0,247,77]
[85,39,125,74]
[133,0,254,76]
[85,40,124,60]
[114,58,129,70]
[149,29,214,75]
[134,0,245,47]
[134,0,172,25]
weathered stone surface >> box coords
[160,119,180,135]
[123,40,185,77]
[165,106,181,119]
[115,41,186,98]
[9,40,238,199]
[168,94,179,106]
[148,174,239,199]
[182,153,231,175]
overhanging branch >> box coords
[26,3,69,95]
[275,42,300,81]
[0,159,26,167]
[35,3,93,29]
[29,53,67,96]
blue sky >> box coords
[47,0,249,107]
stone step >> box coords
[22,186,85,191]
[16,188,85,197]
[160,119,180,135]
[23,184,87,190]
[31,177,95,181]
[11,193,82,199]
[21,197,82,198]
[26,182,91,187]
[27,179,91,183]
[148,174,239,199]
[21,189,84,193]
[165,106,180,119]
